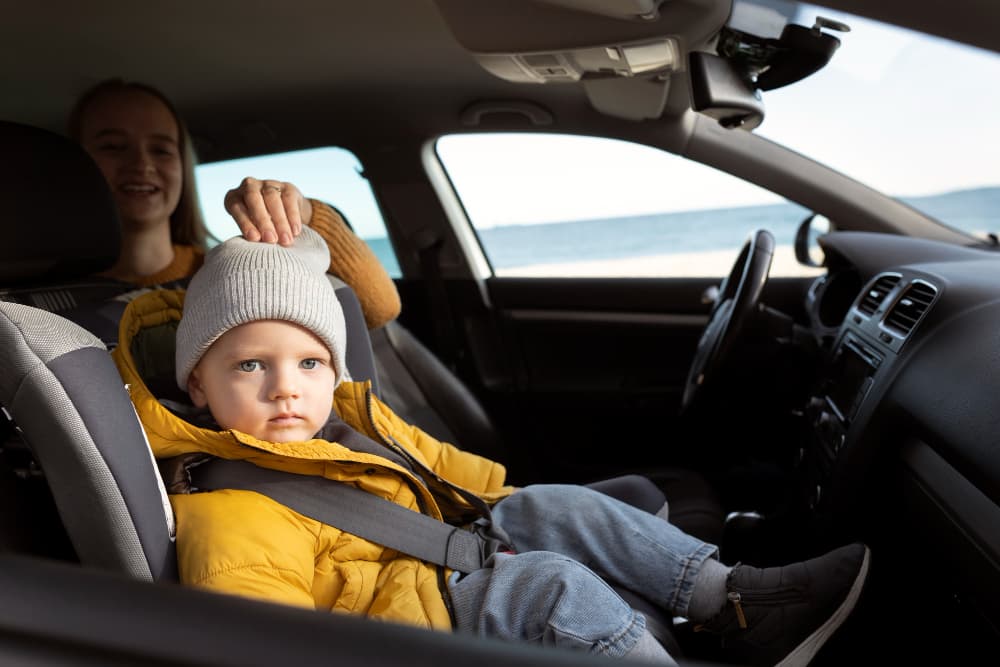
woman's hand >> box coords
[224,177,314,246]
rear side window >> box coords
[436,133,819,278]
[195,147,400,277]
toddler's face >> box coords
[187,320,337,443]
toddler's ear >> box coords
[186,368,209,408]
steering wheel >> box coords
[681,229,775,412]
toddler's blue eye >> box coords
[301,359,318,370]
[238,360,261,372]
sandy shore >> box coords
[495,244,824,278]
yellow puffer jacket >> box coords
[112,289,514,631]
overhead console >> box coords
[432,0,725,69]
[434,0,848,128]
[432,0,729,121]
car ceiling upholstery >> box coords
[2,0,998,165]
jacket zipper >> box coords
[362,386,459,625]
[362,387,437,515]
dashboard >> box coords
[798,230,1000,627]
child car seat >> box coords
[0,300,176,579]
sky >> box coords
[757,6,1000,198]
[196,3,1000,236]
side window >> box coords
[436,133,819,278]
[194,147,400,277]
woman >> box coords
[67,78,399,328]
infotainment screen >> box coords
[827,339,880,421]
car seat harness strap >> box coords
[191,457,511,573]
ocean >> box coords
[365,186,1000,276]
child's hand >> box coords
[224,177,314,246]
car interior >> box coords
[1,0,999,665]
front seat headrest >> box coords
[0,121,121,285]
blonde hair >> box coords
[68,78,211,249]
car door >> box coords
[414,133,820,485]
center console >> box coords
[802,331,886,509]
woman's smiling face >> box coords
[78,89,183,233]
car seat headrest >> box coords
[0,121,121,285]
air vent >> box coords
[856,274,900,316]
[884,281,937,336]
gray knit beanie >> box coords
[175,225,349,390]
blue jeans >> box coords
[448,484,718,658]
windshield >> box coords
[740,1,1000,241]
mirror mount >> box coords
[718,17,849,92]
[688,51,764,130]
[691,15,849,131]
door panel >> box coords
[399,275,812,485]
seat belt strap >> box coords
[192,458,499,573]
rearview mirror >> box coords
[688,51,764,130]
